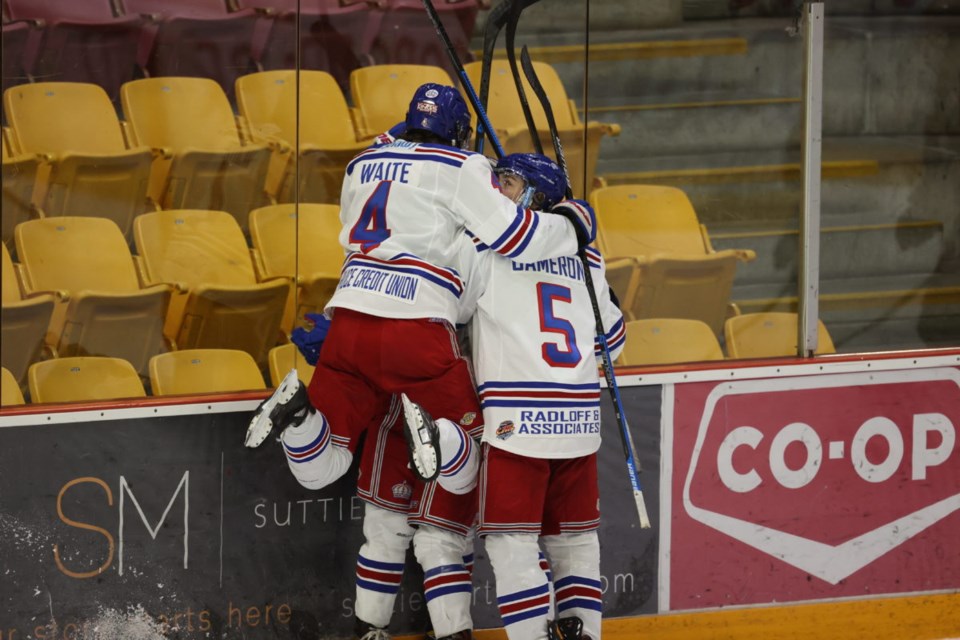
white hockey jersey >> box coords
[460,238,625,459]
[325,139,579,324]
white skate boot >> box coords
[400,393,441,482]
[244,369,312,448]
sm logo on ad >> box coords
[669,367,960,607]
[54,472,190,579]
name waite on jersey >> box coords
[337,266,420,303]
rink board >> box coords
[0,354,958,639]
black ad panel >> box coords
[0,387,661,638]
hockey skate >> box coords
[400,393,441,482]
[548,616,587,640]
[353,617,391,640]
[244,369,312,448]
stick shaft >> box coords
[521,48,651,529]
[421,0,504,157]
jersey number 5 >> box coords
[537,282,581,367]
[350,180,392,252]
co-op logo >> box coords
[682,368,960,585]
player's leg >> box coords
[382,317,482,491]
[407,452,478,639]
[354,503,414,636]
[412,522,473,638]
[284,312,393,490]
[354,402,417,637]
[401,394,479,494]
[479,446,552,640]
[541,454,602,640]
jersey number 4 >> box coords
[537,282,581,367]
[350,181,392,252]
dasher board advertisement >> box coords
[662,367,960,611]
[0,388,661,638]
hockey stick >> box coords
[475,0,514,153]
[504,0,544,154]
[421,0,505,158]
[523,52,652,529]
[521,46,568,183]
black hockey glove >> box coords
[551,199,597,250]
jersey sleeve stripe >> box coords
[504,209,540,258]
[595,317,626,355]
[487,206,528,252]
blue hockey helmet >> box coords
[405,83,472,149]
[495,153,567,209]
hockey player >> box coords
[289,318,477,640]
[246,85,594,637]
[246,83,591,491]
[407,153,624,640]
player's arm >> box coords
[452,154,579,260]
[586,246,626,362]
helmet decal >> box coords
[405,83,473,148]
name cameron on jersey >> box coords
[517,408,601,435]
[337,266,420,303]
[511,256,584,283]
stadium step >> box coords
[730,274,960,351]
[711,214,945,285]
[476,15,960,141]
[586,92,802,158]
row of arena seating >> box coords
[0,312,837,405]
[2,179,764,387]
[1,63,617,250]
[0,345,309,405]
[1,0,485,99]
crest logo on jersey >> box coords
[460,412,477,426]
[392,481,413,501]
[496,420,515,440]
[416,100,439,115]
[425,88,440,99]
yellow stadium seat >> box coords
[1,366,25,406]
[463,59,620,199]
[149,349,266,396]
[349,64,455,140]
[29,356,146,403]
[724,312,837,359]
[134,209,289,368]
[591,184,756,335]
[236,70,368,204]
[617,318,724,366]
[1,130,42,250]
[268,343,316,387]
[1,242,56,389]
[14,217,172,379]
[248,203,344,331]
[120,77,272,233]
[3,82,154,240]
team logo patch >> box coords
[425,88,439,98]
[460,412,477,426]
[416,100,438,115]
[392,481,412,501]
[496,420,515,440]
